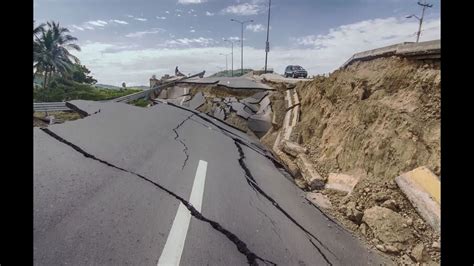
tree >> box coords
[33,21,81,89]
[66,64,97,85]
[33,21,46,80]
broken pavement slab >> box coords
[395,166,440,232]
[213,107,226,120]
[325,173,360,195]
[241,91,269,104]
[187,92,206,110]
[257,96,271,114]
[281,140,307,157]
[296,154,325,190]
[248,111,273,138]
[230,102,252,119]
[306,192,332,209]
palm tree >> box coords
[33,21,81,89]
[33,21,45,81]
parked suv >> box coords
[284,65,308,78]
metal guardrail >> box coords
[33,71,206,112]
[33,102,70,112]
[111,70,205,104]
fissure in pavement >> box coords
[172,114,194,170]
[163,102,289,174]
[39,128,275,266]
[234,140,336,266]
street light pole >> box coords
[219,53,230,72]
[231,19,253,76]
[264,0,271,73]
[224,39,239,77]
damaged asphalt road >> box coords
[34,101,390,265]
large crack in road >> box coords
[39,127,275,266]
[154,101,338,265]
[234,140,336,266]
[172,114,195,170]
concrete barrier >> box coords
[325,173,360,195]
[395,166,440,232]
[341,40,440,69]
[296,154,325,190]
[281,140,307,157]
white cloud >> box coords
[221,3,263,15]
[110,19,128,25]
[127,15,134,18]
[246,24,265,32]
[177,14,182,17]
[75,16,440,86]
[165,11,170,14]
[72,25,85,31]
[165,37,215,47]
[83,25,95,30]
[190,29,196,33]
[178,0,206,4]
[205,11,214,16]
[134,17,147,22]
[156,16,167,20]
[86,20,108,27]
[125,28,164,38]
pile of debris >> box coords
[153,83,274,137]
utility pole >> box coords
[224,39,240,77]
[219,53,230,72]
[264,0,271,73]
[231,19,253,76]
[406,0,433,43]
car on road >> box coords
[284,65,308,78]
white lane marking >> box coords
[179,88,188,106]
[157,160,208,266]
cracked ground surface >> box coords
[34,100,392,265]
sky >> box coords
[34,0,441,86]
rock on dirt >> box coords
[344,202,363,225]
[411,242,429,263]
[362,206,414,249]
[306,192,332,209]
[381,199,399,211]
[294,177,307,189]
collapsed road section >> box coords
[34,98,390,265]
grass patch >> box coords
[130,98,150,107]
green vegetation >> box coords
[34,76,141,102]
[130,99,150,107]
[209,69,253,77]
[34,21,81,89]
[33,21,142,103]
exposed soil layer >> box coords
[294,57,440,181]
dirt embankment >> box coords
[294,57,440,181]
[286,56,440,264]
